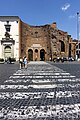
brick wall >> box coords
[20,21,77,61]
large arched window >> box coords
[59,40,65,52]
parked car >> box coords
[61,57,68,62]
[53,57,67,62]
[68,57,75,62]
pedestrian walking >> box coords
[19,57,23,69]
[23,56,28,69]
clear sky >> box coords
[0,0,80,39]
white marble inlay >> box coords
[0,85,28,89]
[29,84,57,88]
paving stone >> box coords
[0,61,80,119]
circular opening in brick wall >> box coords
[35,49,38,53]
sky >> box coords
[0,0,80,39]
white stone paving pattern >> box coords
[0,61,80,119]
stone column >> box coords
[11,44,14,58]
[38,49,40,61]
[33,48,35,61]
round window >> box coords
[35,49,38,53]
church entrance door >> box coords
[28,49,33,61]
[40,49,45,61]
[4,46,11,58]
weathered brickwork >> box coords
[20,21,77,61]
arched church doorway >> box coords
[4,46,11,58]
[35,49,38,61]
[40,49,45,61]
[28,49,33,61]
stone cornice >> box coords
[0,16,20,20]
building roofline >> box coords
[0,16,20,19]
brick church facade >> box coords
[0,16,77,61]
[20,20,77,61]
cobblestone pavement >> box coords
[0,61,80,119]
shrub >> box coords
[0,58,4,62]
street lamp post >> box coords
[77,12,79,59]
